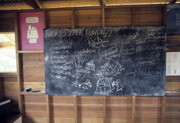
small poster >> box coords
[166,52,180,76]
[19,12,44,50]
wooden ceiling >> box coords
[0,0,177,10]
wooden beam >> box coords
[103,96,107,123]
[21,0,40,9]
[40,0,100,8]
[131,96,136,123]
[0,3,33,10]
[105,0,170,6]
[102,7,105,27]
[72,8,75,28]
[161,96,166,123]
[131,7,135,26]
[46,95,51,123]
[170,0,177,4]
[34,0,42,8]
[74,96,78,123]
[99,0,106,6]
[15,12,24,115]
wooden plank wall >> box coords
[0,5,180,123]
[0,78,4,99]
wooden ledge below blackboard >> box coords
[20,91,45,95]
[18,50,44,54]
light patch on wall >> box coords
[0,33,16,72]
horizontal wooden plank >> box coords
[24,117,47,123]
[75,9,102,15]
[135,13,162,22]
[40,0,100,8]
[75,9,102,27]
[78,96,104,104]
[18,50,44,53]
[135,7,163,13]
[167,46,180,52]
[0,12,15,32]
[166,97,180,104]
[164,119,180,123]
[166,76,180,82]
[135,119,160,123]
[0,73,17,78]
[135,111,161,118]
[165,112,180,119]
[136,97,161,104]
[3,77,17,82]
[51,95,75,104]
[24,95,46,103]
[53,118,75,123]
[105,0,170,5]
[106,96,132,104]
[47,10,72,28]
[166,82,180,93]
[134,21,162,26]
[107,111,132,118]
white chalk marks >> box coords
[74,54,87,68]
[45,27,166,96]
[101,59,124,76]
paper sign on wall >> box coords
[166,52,180,75]
[19,12,44,50]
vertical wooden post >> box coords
[132,96,136,123]
[72,8,75,28]
[46,95,51,123]
[15,12,24,115]
[103,96,107,123]
[162,5,167,26]
[74,95,78,123]
[71,9,78,123]
[102,7,105,27]
[131,7,135,26]
[43,11,50,123]
[102,6,107,123]
[161,96,166,123]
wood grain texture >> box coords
[75,9,102,27]
[0,12,15,32]
[1,5,180,123]
[0,78,4,99]
[47,10,72,28]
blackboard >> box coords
[167,4,180,35]
[44,27,166,96]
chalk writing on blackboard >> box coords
[45,27,166,96]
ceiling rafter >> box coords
[170,0,177,4]
[34,0,42,8]
[99,0,106,6]
[21,0,41,8]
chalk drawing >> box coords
[79,79,92,90]
[101,59,124,76]
[95,74,112,94]
[112,80,124,91]
[74,54,87,68]
[86,60,95,71]
[72,72,86,87]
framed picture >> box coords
[19,12,45,50]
